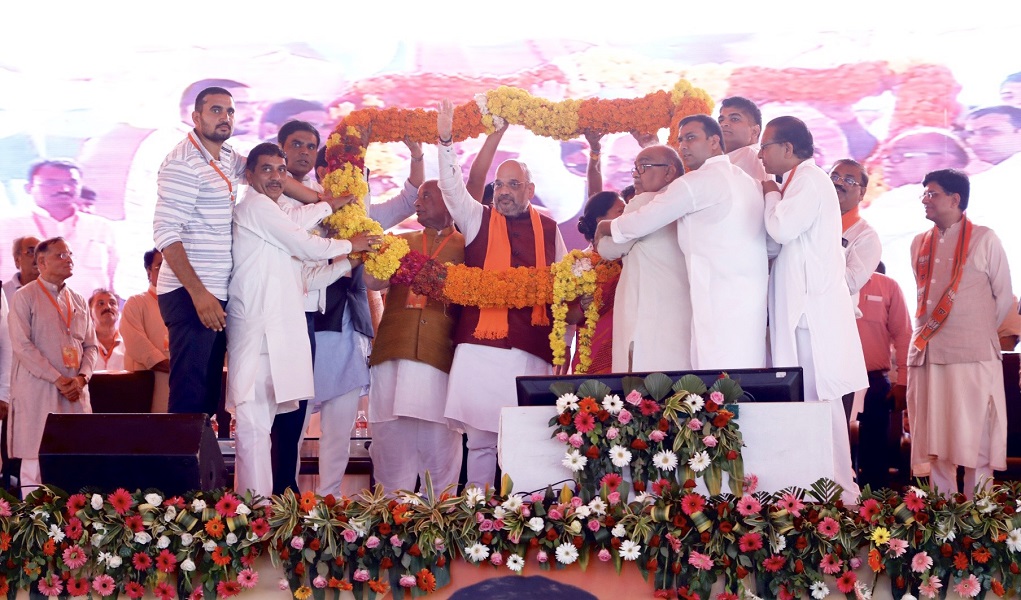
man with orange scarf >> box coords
[907,168,1012,498]
[435,99,567,489]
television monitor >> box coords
[516,367,804,407]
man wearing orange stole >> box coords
[435,100,567,489]
[907,169,1012,498]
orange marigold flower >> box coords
[298,491,317,513]
[205,517,225,539]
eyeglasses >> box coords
[920,190,947,200]
[630,163,670,175]
[54,252,74,260]
[829,173,860,187]
[760,141,786,149]
[493,180,526,191]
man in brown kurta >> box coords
[8,237,96,495]
[907,169,1012,498]
[365,180,465,492]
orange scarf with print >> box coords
[912,218,973,351]
[474,205,550,339]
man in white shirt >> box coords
[718,97,768,182]
[120,249,170,411]
[88,289,125,372]
[831,159,881,299]
[2,236,40,304]
[227,143,375,498]
[596,115,768,370]
[759,116,868,502]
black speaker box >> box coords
[39,413,227,495]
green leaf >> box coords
[549,381,576,398]
[703,464,723,496]
[578,379,612,400]
[303,547,316,563]
[674,374,708,395]
[621,376,645,396]
[644,373,674,401]
[500,473,514,497]
[711,377,744,402]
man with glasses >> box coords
[831,159,882,326]
[594,145,691,372]
[436,100,566,490]
[2,236,40,304]
[596,115,768,370]
[907,169,1011,498]
[7,237,96,495]
[759,116,867,503]
[718,96,768,181]
[1,160,119,299]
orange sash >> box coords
[474,206,549,339]
[912,218,973,351]
[841,205,860,233]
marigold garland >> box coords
[548,249,621,374]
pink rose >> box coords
[399,575,416,588]
[476,511,485,523]
[626,390,643,406]
[343,529,358,543]
[618,409,632,425]
[531,492,544,503]
[687,419,703,431]
[649,430,666,442]
[556,432,569,443]
[569,433,583,448]
[548,509,563,520]
[290,536,304,550]
[278,579,289,591]
[608,492,621,505]
[598,548,612,562]
[702,435,718,448]
[606,427,619,440]
[508,532,521,544]
[479,519,494,532]
[390,535,403,547]
[570,497,583,508]
[490,552,503,566]
[850,557,862,569]
[520,505,530,518]
[353,569,370,582]
[312,576,327,589]
[536,550,548,563]
[493,519,505,529]
[709,391,724,404]
[434,539,446,552]
[588,519,601,532]
[365,535,380,549]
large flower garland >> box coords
[549,249,621,374]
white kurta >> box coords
[727,144,768,182]
[609,155,768,370]
[765,161,868,400]
[842,217,882,296]
[226,189,352,412]
[599,191,691,373]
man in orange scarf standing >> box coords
[435,99,567,490]
[907,168,1012,498]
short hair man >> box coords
[906,169,1012,497]
[7,237,96,494]
[2,236,40,304]
[120,248,171,412]
[830,159,882,297]
[226,143,375,497]
[597,115,768,370]
[89,289,124,371]
[364,180,466,491]
[718,96,768,181]
[1,161,119,297]
[964,105,1021,166]
[436,99,567,489]
[594,144,691,372]
[759,116,868,502]
[1000,72,1021,108]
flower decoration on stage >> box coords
[548,249,621,374]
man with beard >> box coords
[718,97,768,181]
[759,116,867,502]
[436,100,566,489]
[88,289,124,371]
[3,236,40,304]
[596,115,768,370]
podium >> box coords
[499,402,837,495]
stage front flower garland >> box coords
[6,374,1021,600]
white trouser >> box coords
[21,458,41,498]
[234,352,294,499]
[464,425,499,490]
[369,417,462,493]
[929,408,993,499]
[317,388,361,497]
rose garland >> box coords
[548,249,621,374]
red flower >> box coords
[680,493,705,515]
[794,559,805,574]
[0,533,10,552]
[163,496,186,509]
[868,548,884,572]
[639,399,661,416]
[215,493,240,517]
[992,579,1006,597]
[738,532,762,553]
[153,581,176,600]
[43,539,56,557]
[658,418,670,432]
[940,543,953,558]
[726,450,738,460]
[250,518,270,538]
[380,557,393,569]
[558,413,572,426]
[156,549,177,573]
[309,539,321,551]
[712,410,733,427]
[953,552,969,570]
[574,412,596,433]
[972,546,991,564]
[67,578,89,596]
[416,569,437,593]
[211,547,231,567]
[64,517,84,541]
[377,522,391,536]
[601,473,622,491]
[132,552,153,571]
[585,445,600,459]
[125,582,146,599]
[125,514,144,533]
[408,544,422,557]
[216,581,241,598]
[836,571,857,594]
[719,521,734,534]
[762,555,786,572]
[858,498,881,521]
[631,439,649,450]
[651,478,671,495]
[66,494,87,514]
[107,488,133,515]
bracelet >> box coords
[438,135,452,146]
[411,155,424,161]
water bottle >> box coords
[210,415,219,436]
[354,410,369,438]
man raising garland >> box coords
[436,99,566,489]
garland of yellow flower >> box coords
[548,250,622,374]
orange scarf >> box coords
[474,206,550,339]
[912,217,973,351]
[841,205,860,233]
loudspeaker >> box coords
[39,413,227,495]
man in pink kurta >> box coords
[907,169,1012,498]
[8,237,96,495]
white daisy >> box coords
[562,450,588,472]
[501,495,524,513]
[47,524,65,542]
[934,519,956,543]
[770,534,787,553]
[506,553,525,573]
[810,581,830,599]
[493,506,508,520]
[1006,528,1021,552]
[908,486,928,499]
[854,580,873,600]
[684,393,705,413]
[526,517,545,533]
[611,523,627,538]
[610,445,632,468]
[635,492,654,504]
[602,394,624,415]
[619,539,642,561]
[555,542,579,565]
[556,393,580,415]
[463,486,485,508]
[688,450,711,472]
[975,496,996,514]
[573,505,591,519]
[653,450,679,471]
[465,543,490,563]
[588,497,608,516]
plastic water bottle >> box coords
[210,415,219,436]
[354,410,369,438]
